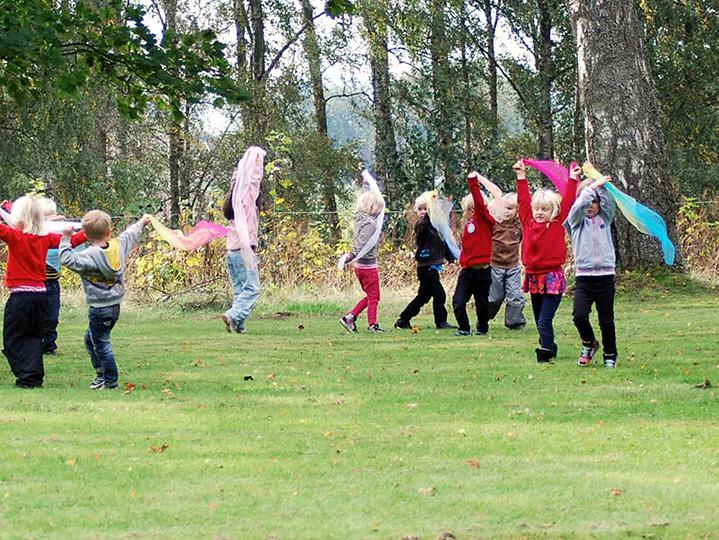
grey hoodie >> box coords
[351,211,380,268]
[60,221,146,307]
[563,184,616,276]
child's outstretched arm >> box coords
[593,176,616,222]
[467,172,495,225]
[59,230,99,273]
[513,160,532,224]
[118,215,151,258]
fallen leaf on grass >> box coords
[694,379,712,389]
[65,459,77,467]
[207,501,219,510]
[298,324,305,331]
[129,489,136,498]
[123,382,136,394]
[150,444,169,453]
[161,388,174,397]
[402,535,420,540]
[466,459,481,469]
[437,533,456,540]
[610,488,623,496]
[274,311,292,319]
[406,403,418,410]
[411,326,419,334]
[417,487,435,496]
[243,375,254,381]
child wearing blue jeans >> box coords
[563,172,618,368]
[60,211,149,389]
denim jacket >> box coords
[563,185,616,276]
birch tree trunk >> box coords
[566,0,679,268]
[300,0,339,236]
[364,1,401,209]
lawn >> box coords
[1,277,718,539]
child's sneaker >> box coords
[454,330,472,337]
[339,315,357,333]
[535,347,554,363]
[603,353,617,369]
[577,339,600,366]
[436,322,457,330]
[367,323,385,333]
[89,376,105,390]
[394,318,411,329]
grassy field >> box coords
[1,276,718,539]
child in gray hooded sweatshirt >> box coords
[60,211,150,389]
[563,173,618,368]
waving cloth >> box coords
[523,159,578,197]
[148,216,229,251]
[0,203,82,233]
[230,146,267,271]
[582,163,676,266]
[337,170,386,271]
[426,191,461,260]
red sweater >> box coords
[516,177,578,274]
[459,176,495,268]
[0,224,87,289]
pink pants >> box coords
[350,267,381,325]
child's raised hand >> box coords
[61,225,74,237]
[594,175,611,188]
[140,214,152,226]
[467,171,480,181]
[569,163,582,180]
[512,160,526,178]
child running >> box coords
[0,196,86,388]
[60,211,150,389]
[564,169,618,368]
[451,172,495,336]
[513,159,578,363]
[339,174,386,333]
[394,192,457,330]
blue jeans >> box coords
[225,251,261,330]
[530,293,563,350]
[42,279,61,353]
[85,305,121,385]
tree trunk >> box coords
[459,2,472,168]
[482,0,499,177]
[364,1,401,209]
[567,0,679,268]
[163,0,182,226]
[535,0,555,160]
[300,0,338,237]
[429,0,455,189]
[234,0,249,81]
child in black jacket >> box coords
[395,192,457,330]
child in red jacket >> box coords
[0,196,86,387]
[513,160,579,363]
[452,172,496,336]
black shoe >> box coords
[436,322,457,330]
[394,318,411,330]
[89,376,105,390]
[603,353,617,368]
[454,330,472,337]
[535,347,554,363]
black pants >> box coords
[2,292,47,388]
[399,266,448,326]
[453,267,492,333]
[572,275,617,355]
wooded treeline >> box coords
[2,0,718,268]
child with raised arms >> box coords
[564,170,618,368]
[451,172,495,336]
[339,179,386,333]
[0,196,86,387]
[394,192,457,331]
[513,160,578,363]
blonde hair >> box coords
[82,210,112,241]
[37,197,57,217]
[531,189,561,220]
[414,191,434,212]
[502,192,518,207]
[11,196,45,235]
[356,190,385,215]
[460,192,490,219]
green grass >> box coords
[1,283,718,539]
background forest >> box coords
[2,0,719,291]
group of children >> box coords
[340,159,619,368]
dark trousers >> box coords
[399,266,448,326]
[572,275,617,355]
[85,304,121,386]
[42,279,61,353]
[530,293,563,350]
[453,267,492,333]
[2,292,47,388]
